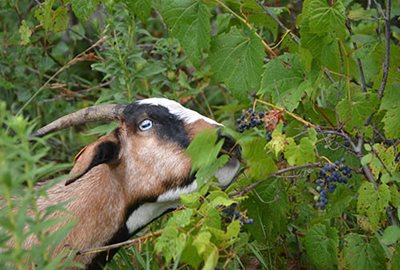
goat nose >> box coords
[217,131,241,161]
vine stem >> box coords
[16,35,108,116]
[378,0,391,99]
[215,0,277,57]
[77,230,162,255]
[254,0,301,45]
[232,162,321,197]
[345,20,367,92]
[255,99,315,128]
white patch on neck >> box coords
[137,98,220,126]
[157,180,198,202]
[125,158,240,234]
[125,181,198,234]
[125,201,177,234]
[214,158,241,187]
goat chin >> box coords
[24,98,241,269]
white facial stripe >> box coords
[157,180,198,202]
[137,98,221,126]
[125,201,177,234]
[125,181,198,234]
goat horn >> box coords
[30,104,126,138]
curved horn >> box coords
[31,104,126,138]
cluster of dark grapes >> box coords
[222,203,254,225]
[236,109,264,133]
[313,159,352,210]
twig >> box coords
[75,79,114,93]
[16,35,108,115]
[378,0,391,99]
[345,20,367,92]
[323,68,335,84]
[231,162,321,197]
[77,230,162,255]
[387,206,398,226]
[254,0,301,45]
[313,102,336,128]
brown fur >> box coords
[25,120,195,268]
[185,119,219,139]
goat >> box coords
[28,98,241,269]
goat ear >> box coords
[67,132,120,186]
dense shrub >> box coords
[1,0,399,269]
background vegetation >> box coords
[0,0,399,269]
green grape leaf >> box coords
[185,129,228,185]
[284,130,317,166]
[192,232,219,270]
[343,233,387,270]
[166,209,194,228]
[326,185,353,218]
[242,138,277,179]
[303,224,339,270]
[226,219,241,240]
[159,0,210,67]
[155,226,187,263]
[244,179,289,240]
[391,245,400,270]
[70,0,99,22]
[210,28,264,101]
[123,0,152,22]
[382,107,400,139]
[391,186,400,208]
[380,84,400,139]
[357,182,391,230]
[367,144,397,182]
[193,231,212,255]
[186,130,222,170]
[301,0,346,38]
[266,122,286,157]
[259,53,309,111]
[242,0,284,39]
[337,92,379,134]
[382,226,400,245]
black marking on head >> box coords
[90,141,120,167]
[66,141,120,186]
[123,103,190,148]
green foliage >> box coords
[159,0,210,67]
[304,224,339,269]
[70,0,100,22]
[0,103,76,269]
[1,0,400,269]
[244,179,289,241]
[343,234,387,270]
[357,182,391,230]
[260,53,309,112]
[337,92,379,134]
[242,137,276,178]
[284,128,317,166]
[209,28,264,101]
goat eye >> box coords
[138,119,153,131]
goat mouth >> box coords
[218,133,241,162]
